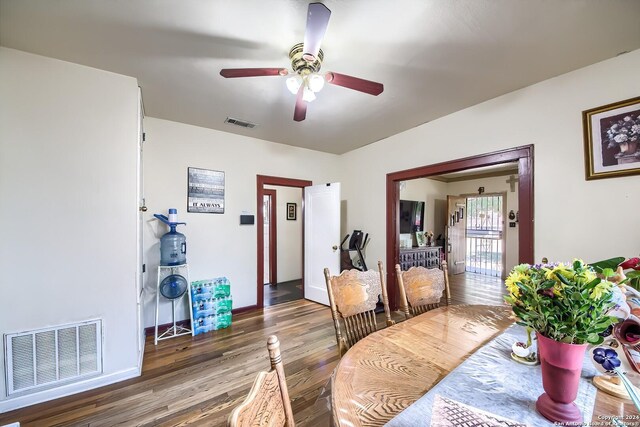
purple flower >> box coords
[593,347,621,372]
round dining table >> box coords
[330,304,639,426]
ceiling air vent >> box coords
[224,117,257,129]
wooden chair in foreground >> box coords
[395,260,451,319]
[323,261,395,356]
[228,335,295,427]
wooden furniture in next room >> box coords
[399,246,442,270]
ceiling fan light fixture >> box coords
[307,73,325,93]
[302,86,316,102]
[286,75,303,94]
[219,3,383,122]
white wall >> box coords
[0,48,139,410]
[340,49,640,269]
[265,185,303,283]
[142,118,338,327]
[446,175,519,273]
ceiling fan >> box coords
[219,2,384,122]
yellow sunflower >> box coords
[505,271,529,297]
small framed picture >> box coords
[583,96,640,180]
[286,203,297,220]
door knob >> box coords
[332,245,338,251]
[139,206,148,212]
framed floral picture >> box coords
[583,96,640,180]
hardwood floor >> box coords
[264,279,303,307]
[448,271,507,306]
[0,272,505,427]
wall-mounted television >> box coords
[399,199,425,233]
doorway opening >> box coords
[262,185,304,307]
[386,145,534,310]
[465,194,504,277]
[257,175,312,310]
[263,189,277,286]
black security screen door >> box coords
[465,195,503,277]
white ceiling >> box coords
[1,1,639,155]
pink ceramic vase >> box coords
[535,332,588,423]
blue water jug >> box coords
[160,227,186,266]
[154,209,187,266]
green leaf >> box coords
[555,272,572,286]
[540,280,556,289]
[590,257,625,272]
[600,268,615,278]
[626,270,640,278]
[585,278,601,290]
[512,306,527,318]
[587,334,604,345]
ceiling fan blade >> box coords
[325,72,384,96]
[302,3,331,60]
[293,86,307,122]
[220,68,288,78]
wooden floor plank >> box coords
[0,272,506,426]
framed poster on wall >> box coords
[187,167,225,213]
[286,202,297,220]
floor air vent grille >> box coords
[4,319,102,396]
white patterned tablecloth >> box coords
[386,325,598,427]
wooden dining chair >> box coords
[323,261,395,356]
[395,260,451,319]
[227,335,295,427]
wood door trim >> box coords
[264,189,277,286]
[386,145,534,310]
[257,175,312,309]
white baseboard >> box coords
[0,367,140,414]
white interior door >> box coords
[304,183,340,306]
[136,88,145,366]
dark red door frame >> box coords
[257,175,312,309]
[263,189,277,286]
[386,145,534,310]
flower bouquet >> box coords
[504,259,617,345]
[504,259,617,423]
[605,114,640,158]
